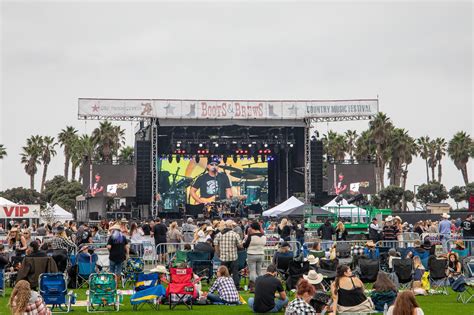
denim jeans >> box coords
[109,260,123,275]
[248,297,288,313]
[247,254,264,283]
[207,293,227,304]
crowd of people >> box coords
[0,212,473,314]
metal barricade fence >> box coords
[263,240,301,268]
[447,239,474,257]
[155,242,194,267]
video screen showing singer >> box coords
[189,157,233,204]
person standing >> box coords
[243,221,267,292]
[152,218,168,262]
[382,216,398,242]
[214,220,242,289]
[438,213,451,251]
[107,223,129,288]
[369,218,383,242]
[317,220,335,250]
[277,218,292,242]
[335,221,348,241]
[461,214,473,254]
[248,264,288,313]
[182,217,198,243]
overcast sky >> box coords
[0,1,472,205]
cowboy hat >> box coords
[307,255,319,265]
[366,240,376,247]
[441,213,450,219]
[303,270,324,285]
[455,240,465,249]
[394,216,402,222]
[150,265,169,274]
[9,227,18,232]
[385,215,393,222]
[120,218,128,223]
[109,223,122,231]
[206,226,214,232]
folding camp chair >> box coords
[428,256,449,295]
[392,258,413,290]
[451,275,474,304]
[275,254,294,281]
[318,259,338,291]
[77,253,98,288]
[122,257,144,288]
[166,267,199,310]
[309,250,326,259]
[187,251,212,280]
[39,273,75,313]
[130,272,166,310]
[413,250,430,269]
[358,258,380,289]
[462,256,474,278]
[86,273,121,312]
[286,259,310,291]
[171,250,188,268]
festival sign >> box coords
[0,204,41,219]
[78,98,378,120]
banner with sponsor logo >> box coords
[0,205,40,219]
[78,99,378,120]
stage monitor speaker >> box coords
[136,141,152,204]
[311,140,323,196]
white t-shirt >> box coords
[197,230,207,243]
[387,306,424,315]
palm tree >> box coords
[434,137,447,183]
[91,121,125,162]
[388,128,416,187]
[369,112,393,191]
[427,139,437,182]
[58,126,78,180]
[416,136,431,183]
[448,131,472,185]
[345,130,358,160]
[354,130,376,162]
[119,146,134,163]
[40,136,57,192]
[20,135,43,190]
[0,144,6,159]
[70,134,95,182]
[322,131,346,161]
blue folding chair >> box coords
[77,253,98,288]
[39,273,75,312]
[130,272,166,310]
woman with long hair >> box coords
[335,221,347,241]
[447,252,462,278]
[205,265,240,304]
[243,221,267,292]
[387,291,424,315]
[9,280,51,315]
[331,265,374,313]
[193,223,208,243]
[371,271,397,312]
[130,222,145,256]
[167,221,183,255]
[277,218,291,242]
[285,279,317,315]
[8,227,27,257]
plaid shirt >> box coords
[208,276,239,303]
[13,293,51,315]
[214,229,241,262]
[45,237,76,254]
[285,297,316,315]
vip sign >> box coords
[0,205,40,219]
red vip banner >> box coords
[0,205,40,219]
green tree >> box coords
[20,135,43,190]
[92,121,125,162]
[0,187,46,205]
[323,131,346,161]
[465,182,474,200]
[448,131,472,185]
[71,134,96,182]
[118,146,134,163]
[416,182,449,205]
[378,185,404,210]
[354,130,376,162]
[388,128,417,188]
[0,144,6,159]
[344,130,358,160]
[43,175,68,202]
[369,112,393,191]
[40,136,57,193]
[434,137,447,183]
[449,186,466,209]
[58,126,78,180]
[50,180,84,213]
[417,136,431,183]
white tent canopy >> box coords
[322,197,367,216]
[52,204,74,221]
[0,197,17,205]
[262,196,304,217]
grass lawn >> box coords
[0,287,473,315]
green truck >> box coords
[304,205,392,240]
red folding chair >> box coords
[165,267,200,310]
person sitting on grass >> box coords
[371,271,397,312]
[387,291,424,315]
[285,279,317,315]
[447,252,462,280]
[248,264,288,313]
[9,280,51,315]
[304,270,331,313]
[205,265,240,304]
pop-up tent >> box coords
[262,196,304,217]
[52,204,74,221]
[322,197,367,216]
[278,205,333,218]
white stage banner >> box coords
[78,99,378,120]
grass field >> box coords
[1,287,473,315]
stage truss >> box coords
[78,99,378,218]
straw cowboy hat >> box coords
[306,255,319,265]
[303,270,324,285]
[206,226,214,232]
[109,223,122,231]
[455,240,465,249]
[442,213,450,219]
[394,216,402,222]
[366,240,376,248]
[385,215,394,222]
[120,218,128,223]
[150,265,169,274]
[9,227,18,232]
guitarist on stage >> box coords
[190,157,233,204]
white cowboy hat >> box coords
[206,226,214,232]
[307,255,319,265]
[442,213,450,219]
[150,265,169,274]
[108,223,122,231]
[303,270,324,285]
[385,215,393,222]
[394,216,402,222]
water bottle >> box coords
[383,303,388,315]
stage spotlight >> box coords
[248,143,252,147]
[347,193,364,204]
[199,143,203,147]
[195,155,200,163]
[167,155,173,163]
[247,156,252,160]
[176,143,181,148]
[176,155,181,163]
[264,143,268,148]
[289,143,294,148]
[232,155,238,163]
[239,155,244,160]
[214,143,219,147]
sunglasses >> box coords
[209,163,219,166]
